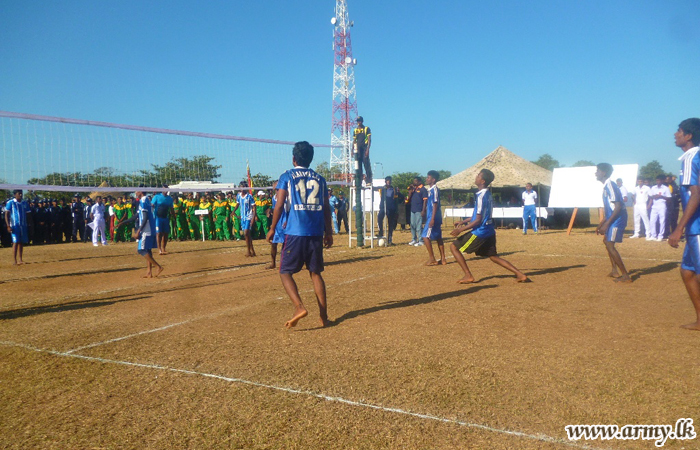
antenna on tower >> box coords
[330,0,357,182]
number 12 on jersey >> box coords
[294,179,323,211]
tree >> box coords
[390,172,422,193]
[437,170,452,182]
[639,160,666,181]
[532,154,562,171]
[315,161,346,182]
[251,173,274,188]
[140,155,222,186]
[571,160,595,167]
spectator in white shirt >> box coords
[648,174,671,241]
[521,183,538,234]
[631,177,651,239]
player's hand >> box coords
[266,229,274,244]
[450,225,465,237]
[669,229,682,248]
[324,233,333,248]
[429,219,435,228]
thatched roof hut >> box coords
[437,146,553,190]
[89,181,125,200]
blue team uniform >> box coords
[679,146,700,273]
[276,167,328,274]
[454,188,498,257]
[421,185,442,240]
[237,192,255,231]
[137,196,156,254]
[151,193,174,234]
[6,199,30,244]
[602,178,627,243]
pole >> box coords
[354,142,364,246]
[537,184,541,231]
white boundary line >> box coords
[0,340,606,450]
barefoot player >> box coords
[450,169,529,283]
[668,118,700,330]
[595,163,631,283]
[422,170,446,265]
[135,188,163,278]
[265,183,285,270]
[235,188,256,257]
[4,190,31,265]
[267,141,333,328]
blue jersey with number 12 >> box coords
[276,167,327,236]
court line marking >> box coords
[0,339,606,450]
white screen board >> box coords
[548,164,638,208]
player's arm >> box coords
[452,214,481,236]
[266,189,287,243]
[670,184,700,248]
[365,129,371,156]
[421,193,427,218]
[323,191,333,248]
[4,209,10,232]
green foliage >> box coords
[390,172,421,193]
[437,170,452,182]
[532,154,562,171]
[315,161,347,182]
[571,160,595,167]
[638,160,666,181]
[251,173,274,188]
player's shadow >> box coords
[325,255,387,266]
[162,262,263,278]
[324,285,497,327]
[628,261,679,281]
[0,266,142,284]
[54,253,131,263]
[0,293,152,320]
[477,264,586,282]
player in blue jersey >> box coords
[235,188,257,257]
[151,186,174,255]
[450,169,529,283]
[4,190,32,265]
[267,141,333,328]
[595,163,631,283]
[422,170,446,265]
[135,189,163,278]
[265,182,286,270]
[669,118,700,330]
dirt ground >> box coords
[1,226,698,449]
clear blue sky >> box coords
[1,0,698,181]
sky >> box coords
[1,0,699,183]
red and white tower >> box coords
[330,0,357,180]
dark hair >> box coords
[480,169,495,187]
[596,163,613,178]
[385,176,392,181]
[293,141,314,168]
[414,176,423,183]
[656,174,666,180]
[427,170,440,181]
[679,118,700,145]
[12,189,22,195]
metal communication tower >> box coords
[330,0,357,180]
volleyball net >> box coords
[0,111,343,195]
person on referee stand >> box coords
[353,116,372,185]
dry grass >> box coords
[0,227,698,449]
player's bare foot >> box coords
[607,271,620,278]
[154,266,164,277]
[613,274,631,283]
[440,259,447,265]
[265,263,276,270]
[457,276,476,284]
[162,251,168,255]
[680,322,700,331]
[319,317,331,327]
[142,273,152,278]
[516,276,532,283]
[244,252,251,257]
[425,260,439,266]
[285,307,308,328]
[251,251,257,257]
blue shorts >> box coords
[240,219,251,231]
[421,221,442,240]
[137,233,155,252]
[682,235,700,274]
[605,224,625,243]
[155,217,170,234]
[11,225,28,244]
[279,235,324,274]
